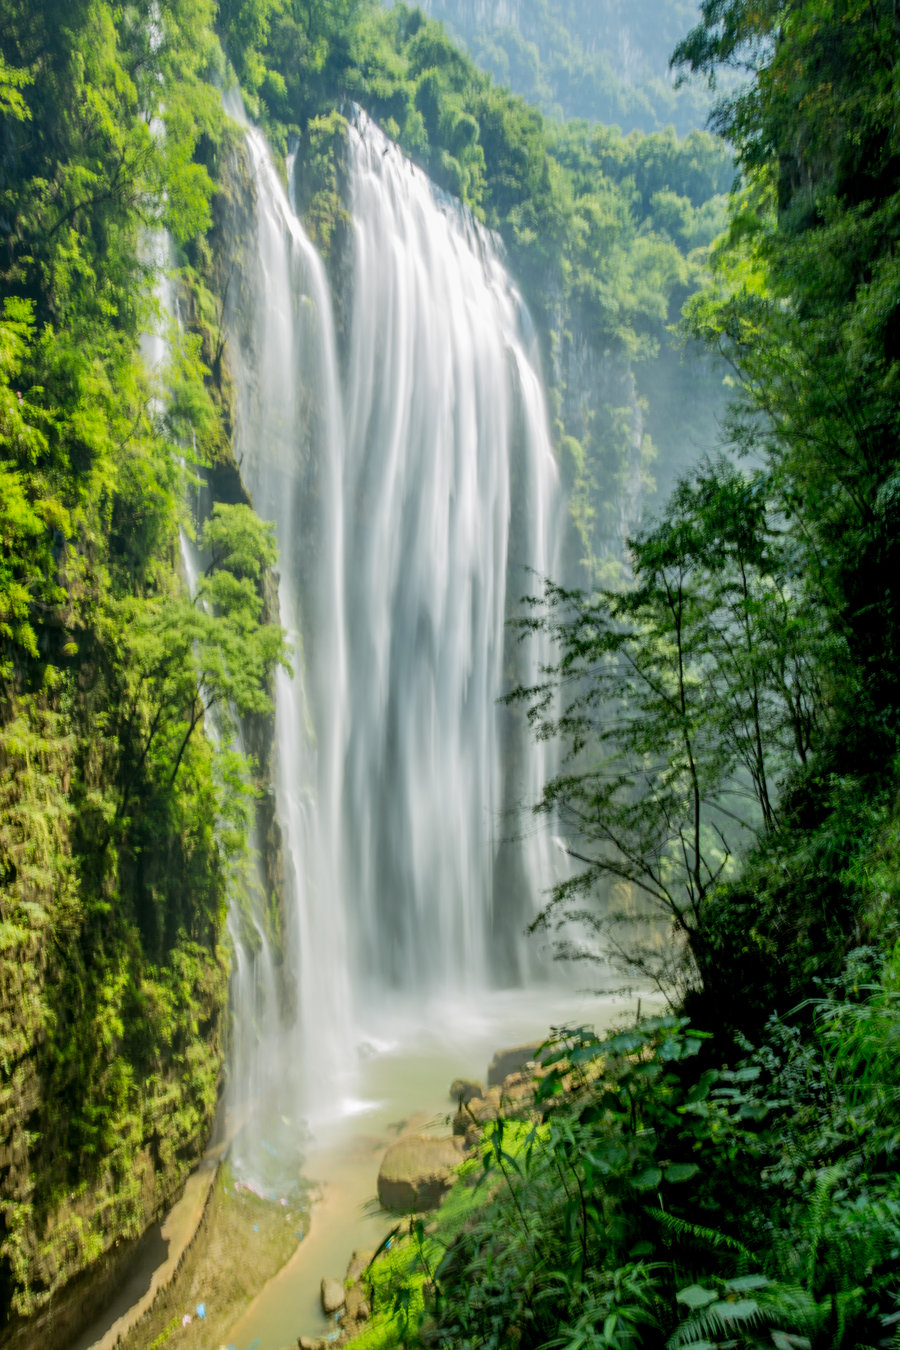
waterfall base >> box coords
[228,984,656,1350]
[73,985,658,1350]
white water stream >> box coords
[222,103,566,1185]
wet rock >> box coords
[487,1043,543,1086]
[464,1121,482,1150]
[471,1087,502,1120]
[321,1276,345,1314]
[298,1338,325,1350]
[346,1283,371,1320]
[377,1135,464,1212]
[449,1077,483,1105]
[346,1248,373,1284]
[453,1084,503,1136]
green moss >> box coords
[295,111,351,260]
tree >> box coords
[512,460,839,990]
[674,0,900,724]
[111,502,287,830]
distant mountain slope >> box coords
[402,0,713,133]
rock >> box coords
[453,1087,502,1135]
[487,1043,544,1086]
[475,1088,502,1118]
[358,1299,371,1321]
[346,1283,371,1320]
[449,1077,483,1104]
[500,1071,534,1111]
[346,1248,373,1284]
[298,1339,324,1350]
[464,1121,482,1150]
[321,1277,345,1314]
[377,1134,464,1212]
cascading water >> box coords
[337,113,562,995]
[223,103,563,1165]
[220,99,355,1176]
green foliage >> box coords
[401,6,900,1346]
[295,109,351,256]
[347,1000,900,1350]
[511,459,840,991]
[675,0,900,722]
[0,0,283,1323]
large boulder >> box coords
[321,1277,345,1314]
[345,1284,371,1322]
[501,1070,535,1110]
[377,1135,464,1212]
[487,1043,543,1086]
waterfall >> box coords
[224,104,562,1158]
[337,113,561,994]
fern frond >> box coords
[804,1166,840,1289]
[647,1207,752,1260]
[668,1283,822,1350]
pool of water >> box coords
[224,983,657,1350]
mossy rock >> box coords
[487,1043,544,1086]
[377,1136,464,1212]
[449,1077,483,1104]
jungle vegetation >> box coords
[0,0,285,1322]
[2,0,898,1346]
[0,0,729,1324]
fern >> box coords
[667,1283,822,1350]
[804,1167,840,1290]
[647,1208,752,1260]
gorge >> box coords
[4,2,899,1348]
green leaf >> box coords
[633,1166,663,1190]
[676,1284,718,1309]
[712,1298,759,1322]
[724,1274,769,1292]
[665,1163,700,1183]
[771,1334,811,1350]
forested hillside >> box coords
[222,0,732,573]
[405,0,714,133]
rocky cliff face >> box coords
[422,0,522,27]
[0,124,254,1350]
[0,688,226,1348]
[416,0,687,77]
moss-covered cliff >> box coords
[0,4,284,1339]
